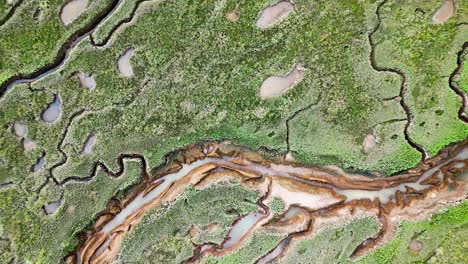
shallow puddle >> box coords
[32,153,45,172]
[280,206,306,221]
[257,237,290,264]
[431,0,454,24]
[81,134,97,155]
[41,94,62,123]
[60,0,88,26]
[43,200,61,215]
[22,138,37,152]
[75,72,96,90]
[223,212,265,248]
[118,48,135,77]
[259,63,304,98]
[13,122,27,138]
[457,171,468,180]
[256,1,294,28]
[363,134,376,154]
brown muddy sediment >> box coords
[66,139,467,264]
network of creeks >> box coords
[1,0,465,262]
[69,140,468,264]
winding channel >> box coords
[0,0,123,97]
[68,140,467,263]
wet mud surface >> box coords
[67,140,467,264]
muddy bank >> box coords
[67,140,467,264]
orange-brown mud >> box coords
[67,140,468,264]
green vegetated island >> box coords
[0,0,467,263]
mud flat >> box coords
[431,0,455,24]
[68,140,468,264]
[61,0,89,26]
[118,48,135,77]
[256,1,294,28]
[259,63,304,98]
